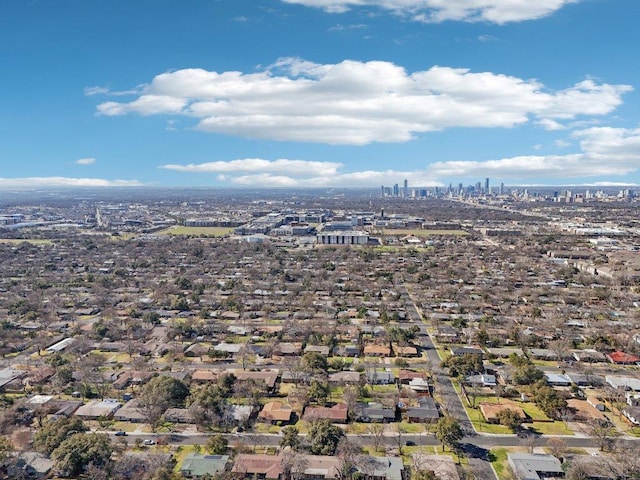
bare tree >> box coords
[367,423,385,453]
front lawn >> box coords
[489,448,510,479]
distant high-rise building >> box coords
[393,183,399,196]
[500,182,505,195]
[485,177,490,193]
[381,185,385,197]
[403,179,408,197]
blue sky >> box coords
[1,0,639,188]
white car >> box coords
[143,439,156,445]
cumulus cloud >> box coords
[75,158,96,165]
[160,158,440,187]
[162,158,342,177]
[426,127,640,179]
[94,58,631,145]
[160,127,640,187]
[0,177,143,188]
[280,0,581,24]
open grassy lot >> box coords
[381,229,468,236]
[156,226,234,237]
[0,238,53,245]
[458,391,574,435]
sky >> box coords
[1,0,640,189]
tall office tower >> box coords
[500,182,505,195]
[393,183,399,196]
[485,178,490,193]
[403,179,408,197]
[381,185,385,197]
[458,183,463,195]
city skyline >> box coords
[2,1,640,188]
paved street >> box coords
[403,286,497,479]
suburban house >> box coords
[607,350,640,365]
[258,401,293,424]
[74,399,121,420]
[180,454,230,479]
[113,399,146,423]
[303,403,348,423]
[507,453,564,480]
[163,408,193,424]
[623,406,640,425]
[328,371,361,385]
[465,374,497,387]
[304,345,331,356]
[355,402,396,423]
[231,454,283,479]
[404,397,439,423]
[366,371,395,385]
[606,375,640,392]
[450,347,484,357]
[544,373,571,387]
[412,454,460,480]
[572,349,606,363]
[479,403,527,424]
[234,370,280,393]
[364,344,392,357]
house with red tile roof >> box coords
[303,403,348,423]
[232,454,283,479]
[607,351,640,365]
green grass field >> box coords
[0,238,53,245]
[156,226,234,237]
[489,448,510,479]
[380,229,468,236]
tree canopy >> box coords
[34,417,88,455]
[137,375,190,429]
[434,416,464,452]
[51,433,113,478]
[308,419,345,455]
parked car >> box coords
[115,431,127,436]
[143,439,156,445]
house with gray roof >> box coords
[507,453,564,480]
[180,454,229,479]
[405,396,439,423]
[355,402,396,423]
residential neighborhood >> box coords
[0,187,639,479]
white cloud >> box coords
[0,177,143,188]
[161,158,342,177]
[94,58,631,145]
[554,139,570,147]
[160,158,441,187]
[280,0,582,24]
[158,126,640,186]
[84,86,110,96]
[75,158,96,165]
[84,84,146,97]
[536,118,565,131]
[328,23,369,31]
[426,126,640,179]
